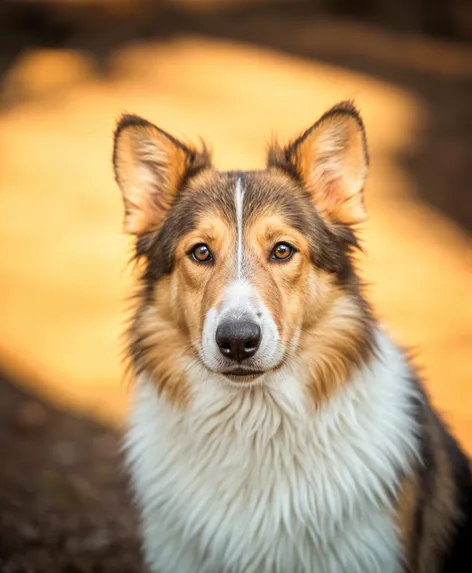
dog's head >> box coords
[113,103,374,408]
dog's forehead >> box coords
[185,169,310,229]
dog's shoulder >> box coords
[439,419,472,572]
[402,379,472,573]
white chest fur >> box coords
[125,331,419,573]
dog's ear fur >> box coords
[267,101,369,227]
[113,115,211,235]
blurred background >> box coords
[0,0,471,570]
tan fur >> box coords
[130,277,191,408]
[245,214,309,336]
[114,120,210,235]
[175,213,235,335]
[246,213,372,408]
[114,108,372,409]
[298,279,372,408]
[396,473,421,571]
[178,205,363,401]
[116,106,372,410]
[133,202,370,408]
[269,106,368,226]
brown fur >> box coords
[395,394,465,573]
[113,105,373,408]
[415,411,457,573]
[127,185,372,408]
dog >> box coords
[112,102,472,573]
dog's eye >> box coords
[270,242,294,261]
[190,243,213,263]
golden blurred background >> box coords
[0,0,471,567]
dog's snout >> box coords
[216,319,261,362]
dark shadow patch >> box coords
[0,369,144,572]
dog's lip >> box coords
[222,368,265,381]
[223,368,264,376]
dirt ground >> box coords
[0,1,471,571]
[0,372,144,573]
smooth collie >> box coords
[112,102,472,573]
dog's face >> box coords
[113,103,373,407]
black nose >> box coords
[216,320,261,362]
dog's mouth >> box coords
[222,368,265,383]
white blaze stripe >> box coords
[235,177,245,279]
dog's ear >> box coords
[268,102,368,226]
[113,115,211,235]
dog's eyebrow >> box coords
[263,225,295,243]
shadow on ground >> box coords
[0,371,143,573]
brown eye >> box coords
[190,243,213,263]
[271,242,294,261]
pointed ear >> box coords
[112,114,211,235]
[268,102,369,226]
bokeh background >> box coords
[0,0,471,570]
